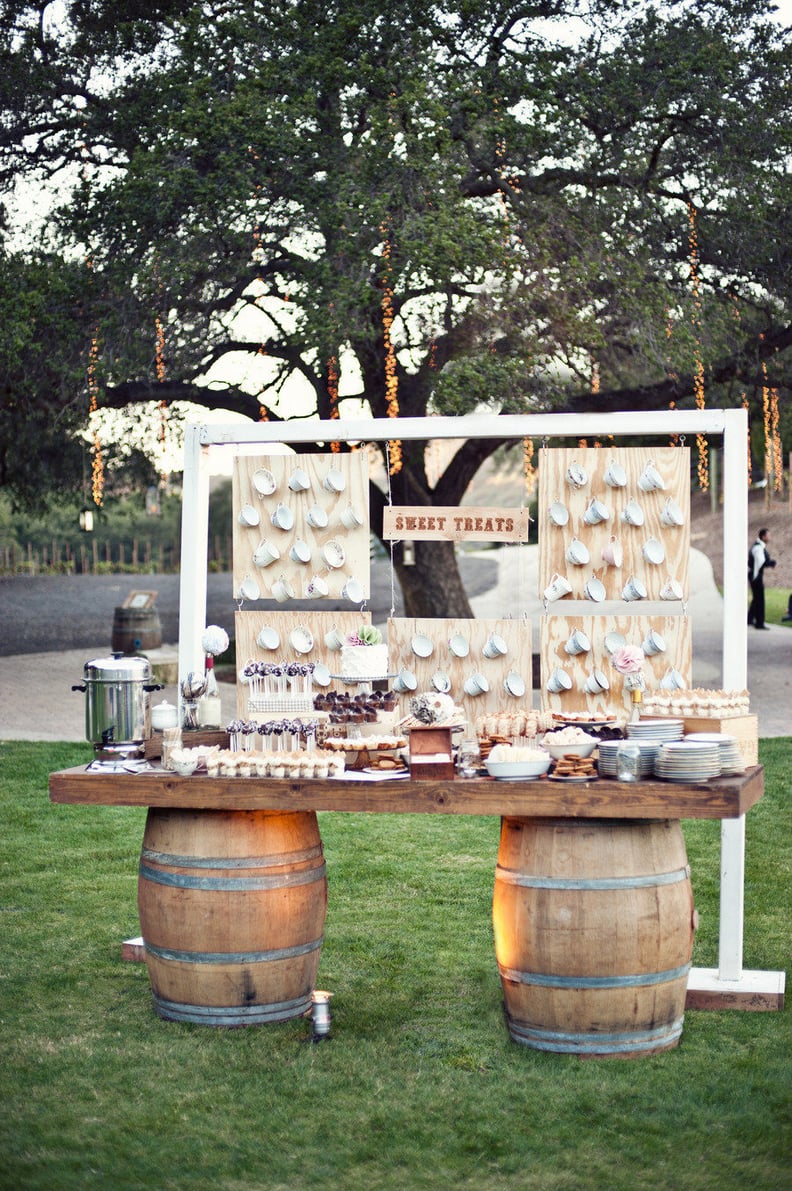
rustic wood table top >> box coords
[49,764,764,820]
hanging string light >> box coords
[247,145,270,422]
[380,222,401,475]
[741,392,752,485]
[771,388,782,492]
[154,313,170,483]
[761,356,772,492]
[87,326,104,506]
[687,203,708,490]
[523,437,535,500]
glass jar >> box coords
[457,738,481,778]
[616,741,641,782]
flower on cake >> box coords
[346,624,383,646]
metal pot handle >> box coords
[143,683,164,693]
[71,684,87,693]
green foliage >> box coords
[0,738,789,1190]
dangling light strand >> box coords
[687,203,708,490]
[380,223,401,475]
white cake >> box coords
[340,643,389,680]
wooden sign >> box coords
[383,506,530,542]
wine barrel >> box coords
[111,606,162,654]
[493,817,695,1058]
[138,808,327,1026]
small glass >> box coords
[616,741,641,782]
[457,738,481,778]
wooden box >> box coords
[682,715,759,768]
[409,726,455,780]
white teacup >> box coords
[642,629,666,656]
[463,672,489,697]
[603,459,627,488]
[543,572,573,602]
[256,626,280,650]
[548,500,569,527]
[271,575,296,603]
[238,575,261,601]
[638,460,666,492]
[324,627,345,651]
[585,669,610,695]
[306,503,329,529]
[288,467,311,493]
[564,629,591,656]
[642,536,665,565]
[583,498,610,526]
[584,576,607,602]
[270,502,295,531]
[601,535,623,568]
[482,632,508,659]
[661,667,685,691]
[340,504,365,531]
[323,467,346,493]
[448,633,469,658]
[659,576,684,601]
[252,467,277,496]
[305,574,329,599]
[622,575,647,602]
[238,503,260,527]
[393,669,417,693]
[341,577,364,603]
[289,539,312,564]
[253,539,280,567]
[565,537,590,566]
[546,667,572,694]
[566,462,588,489]
[621,498,644,527]
[660,498,685,528]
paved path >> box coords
[0,549,789,742]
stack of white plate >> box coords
[654,741,721,782]
[597,740,659,778]
[685,733,745,775]
[625,718,684,743]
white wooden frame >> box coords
[178,408,783,1004]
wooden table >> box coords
[49,764,764,1056]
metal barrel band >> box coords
[141,843,323,870]
[494,865,691,891]
[152,992,312,1025]
[144,937,323,965]
[498,962,691,989]
[138,861,326,892]
[505,1013,685,1055]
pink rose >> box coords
[611,644,645,674]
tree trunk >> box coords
[394,540,474,620]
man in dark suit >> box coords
[747,528,776,630]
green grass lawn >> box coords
[765,587,792,626]
[1,740,789,1191]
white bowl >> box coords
[173,760,198,777]
[543,739,598,760]
[486,756,551,781]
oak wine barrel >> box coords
[111,606,163,654]
[493,817,696,1058]
[137,808,327,1026]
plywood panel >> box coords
[539,613,692,717]
[538,446,690,601]
[232,452,370,602]
[387,616,533,724]
[234,609,371,716]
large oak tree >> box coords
[1,0,789,614]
